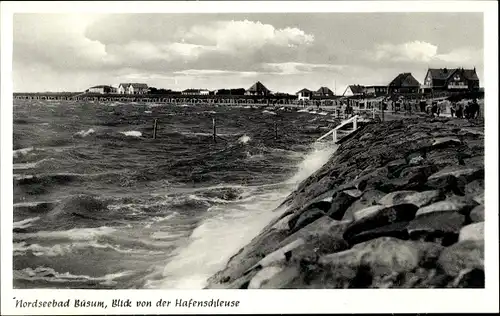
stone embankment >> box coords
[207,117,485,289]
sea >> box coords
[12,99,338,289]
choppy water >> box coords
[12,99,338,289]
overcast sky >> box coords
[13,13,483,94]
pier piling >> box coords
[153,119,158,139]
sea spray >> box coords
[238,135,251,144]
[151,142,338,289]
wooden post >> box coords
[153,119,158,139]
[274,121,278,140]
[212,118,217,143]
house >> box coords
[296,88,313,100]
[87,85,115,94]
[342,85,365,97]
[215,88,246,96]
[388,73,420,94]
[422,67,480,92]
[181,89,210,96]
[364,85,388,97]
[314,87,335,98]
[245,81,271,96]
[118,83,149,94]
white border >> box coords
[1,1,498,315]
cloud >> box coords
[435,47,483,64]
[261,62,344,75]
[173,69,259,77]
[373,41,438,62]
[181,20,314,54]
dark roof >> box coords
[389,73,420,87]
[183,89,202,92]
[247,81,270,93]
[119,83,148,88]
[90,85,113,89]
[316,87,334,95]
[427,68,479,81]
[348,85,365,94]
[296,88,312,94]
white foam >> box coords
[149,143,338,289]
[262,110,277,115]
[120,131,142,137]
[13,158,54,170]
[13,147,34,159]
[14,266,135,286]
[15,226,116,241]
[75,128,95,137]
[238,135,251,144]
[13,216,41,229]
[144,110,152,114]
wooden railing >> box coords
[316,115,359,143]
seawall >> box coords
[206,117,485,289]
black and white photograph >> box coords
[1,1,498,314]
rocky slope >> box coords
[206,117,485,289]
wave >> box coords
[15,226,116,242]
[14,266,135,286]
[13,147,34,159]
[238,135,251,144]
[13,217,41,229]
[13,158,55,170]
[148,142,337,289]
[120,131,142,137]
[262,110,277,115]
[74,128,95,137]
[144,110,152,114]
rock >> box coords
[321,237,443,278]
[431,137,462,148]
[379,190,441,208]
[248,266,285,289]
[386,159,407,178]
[379,268,450,288]
[449,268,485,288]
[378,190,418,206]
[271,214,294,231]
[353,205,387,221]
[427,166,484,183]
[425,174,467,196]
[346,221,410,246]
[276,217,349,259]
[326,190,359,220]
[473,192,484,205]
[465,179,484,196]
[437,240,484,277]
[469,205,484,222]
[458,222,484,242]
[259,265,301,289]
[343,204,419,242]
[407,212,465,246]
[415,196,478,217]
[290,208,326,233]
[343,189,386,221]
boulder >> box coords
[458,222,484,242]
[326,190,359,220]
[469,205,485,222]
[344,204,419,241]
[346,221,410,246]
[258,265,301,289]
[320,237,443,278]
[343,189,386,221]
[437,240,484,277]
[425,174,467,196]
[378,191,418,206]
[431,137,462,149]
[427,166,484,183]
[473,192,484,205]
[374,267,450,288]
[248,266,285,289]
[415,196,478,217]
[407,211,465,246]
[378,190,442,208]
[449,268,485,288]
[289,208,326,233]
[353,205,387,221]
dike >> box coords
[206,116,485,289]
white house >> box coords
[118,83,149,94]
[296,88,313,101]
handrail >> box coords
[316,115,359,142]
